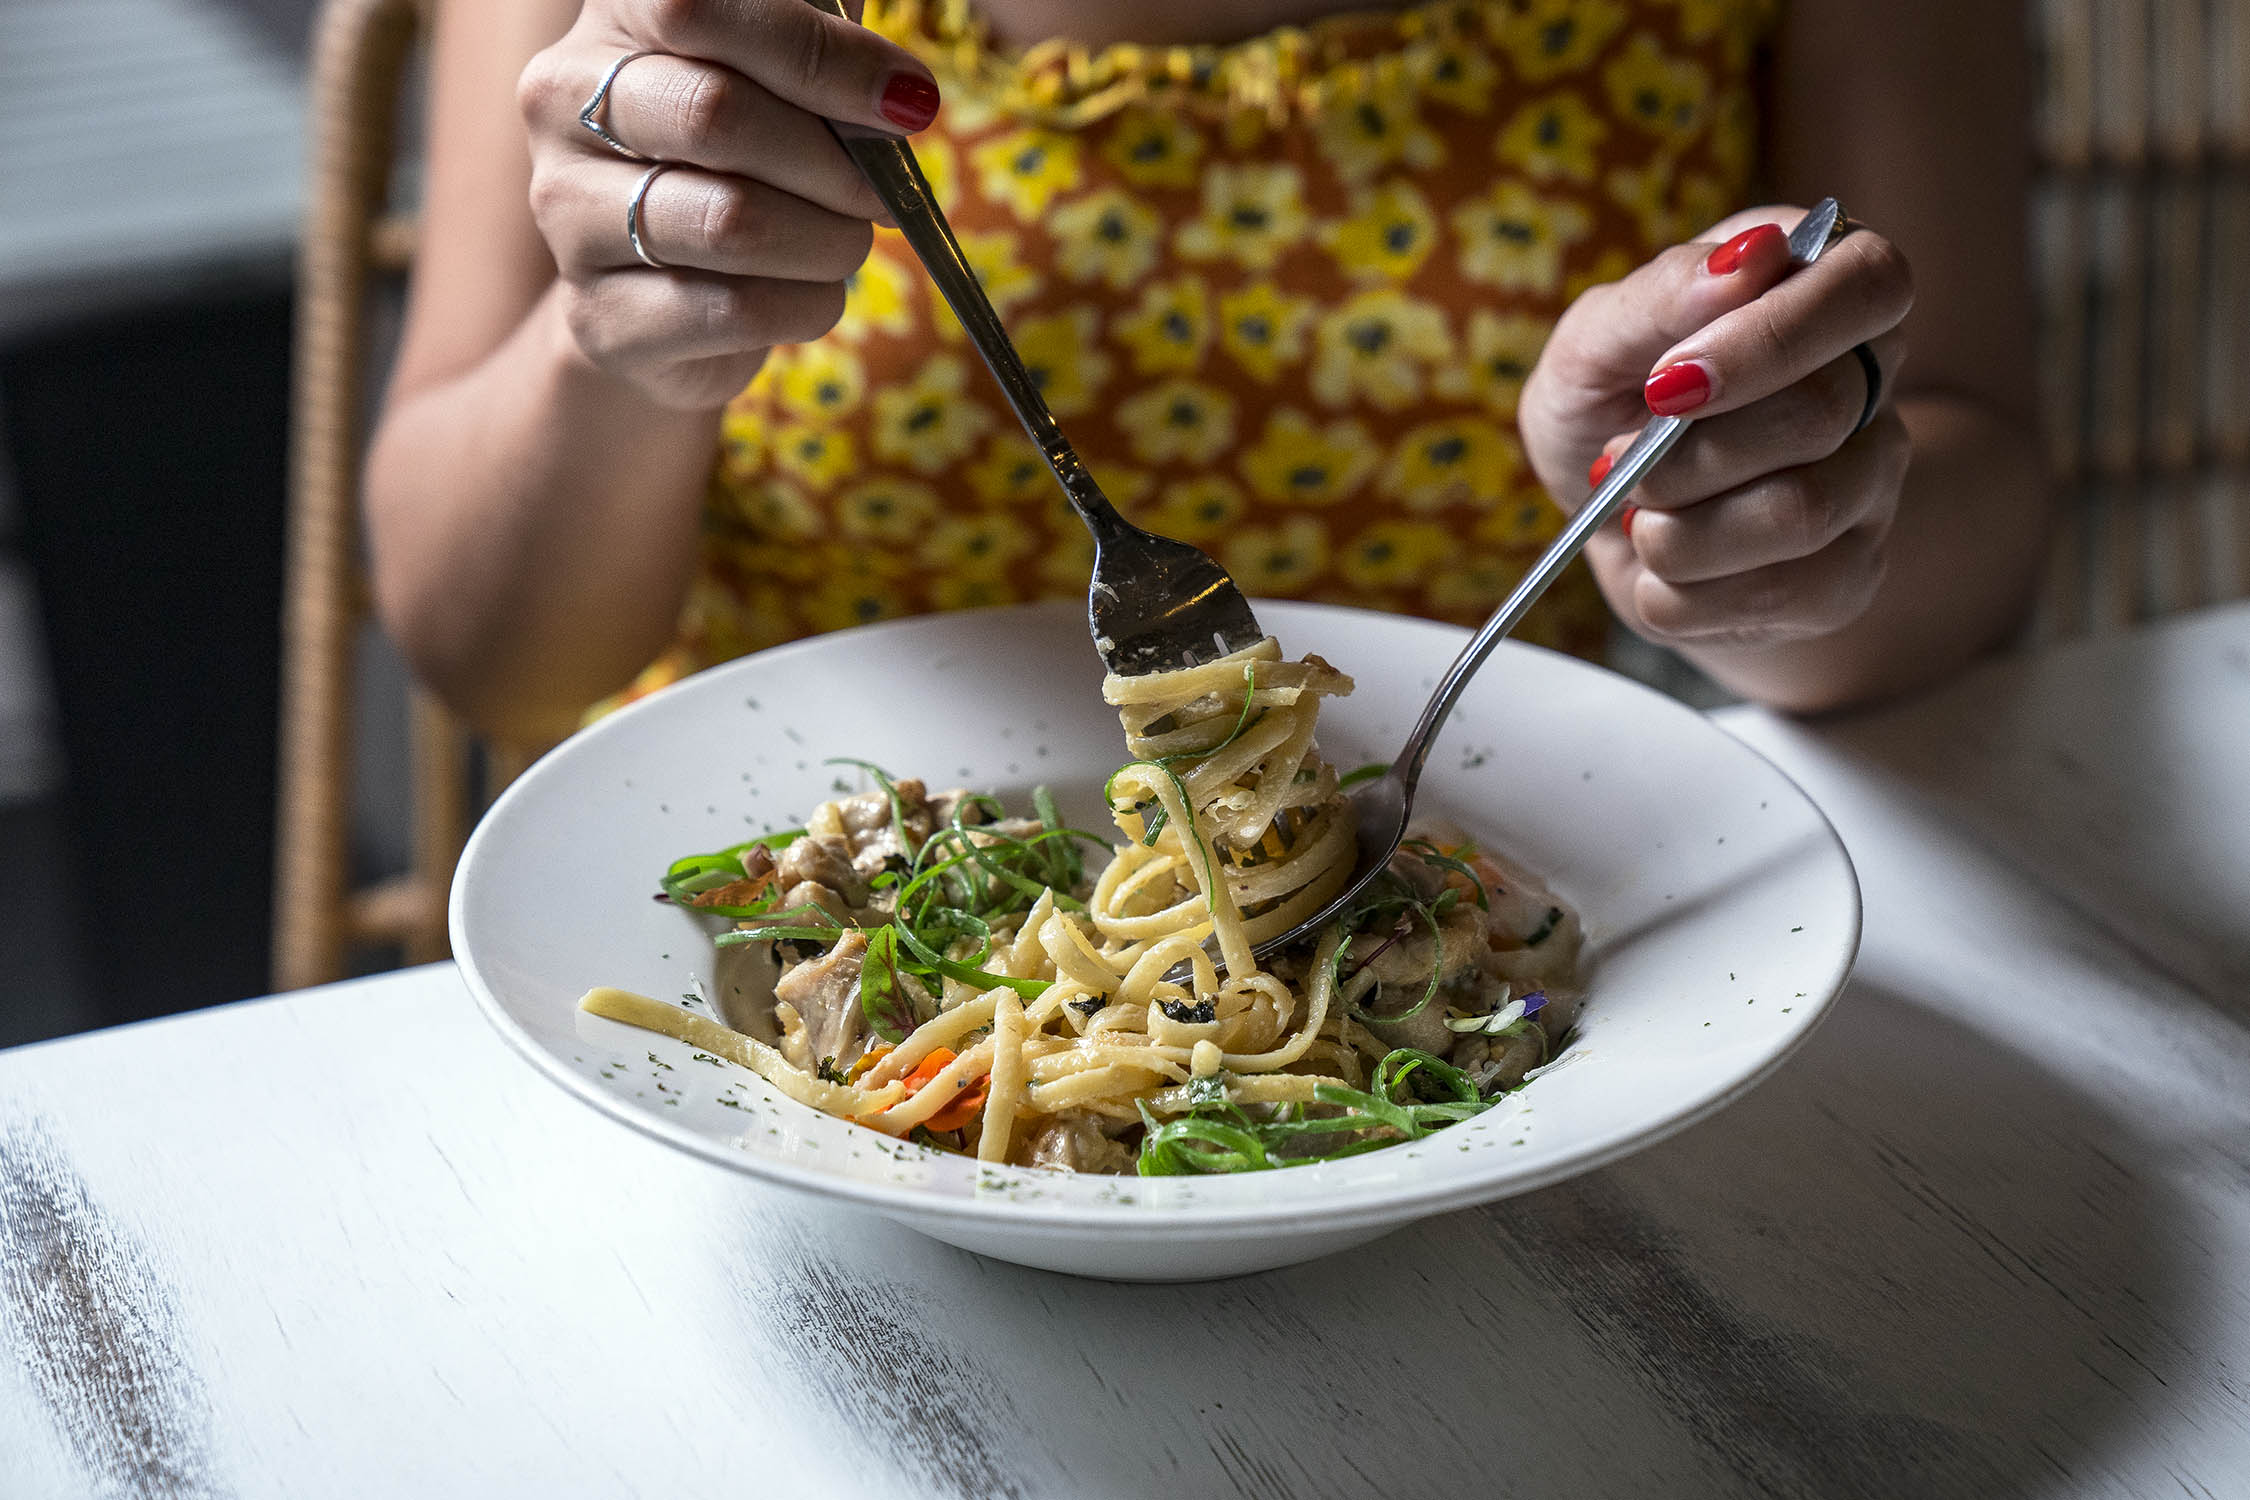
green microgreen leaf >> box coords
[857,925,917,1044]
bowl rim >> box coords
[451,599,1861,1235]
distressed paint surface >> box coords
[2,606,2247,1498]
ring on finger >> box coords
[1848,342,1883,434]
[627,162,678,269]
[580,49,662,161]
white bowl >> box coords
[453,600,1858,1281]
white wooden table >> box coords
[4,606,2247,1499]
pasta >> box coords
[583,638,1584,1175]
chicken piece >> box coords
[806,779,938,878]
[1452,1026,1547,1094]
[926,787,993,830]
[1359,993,1457,1057]
[780,881,857,928]
[771,930,868,1073]
[1012,1112,1138,1175]
[1359,903,1485,992]
[775,834,867,908]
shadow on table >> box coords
[1823,619,2250,1012]
[740,979,2197,1500]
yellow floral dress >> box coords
[617,0,1776,702]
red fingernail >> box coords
[1704,222,1786,276]
[1621,503,1639,538]
[1587,452,1614,487]
[879,73,940,132]
[1645,361,1711,416]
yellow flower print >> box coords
[1565,246,1638,299]
[1101,108,1206,190]
[1663,0,1758,66]
[970,128,1082,218]
[1050,189,1162,290]
[1013,307,1112,418]
[729,539,823,584]
[1145,477,1247,542]
[836,248,915,342]
[1426,555,1522,615]
[1453,182,1592,293]
[802,567,908,634]
[718,406,767,483]
[1216,283,1314,382]
[1605,158,1678,250]
[1238,409,1381,507]
[1415,39,1499,114]
[1088,462,1154,509]
[1708,87,1756,185]
[1675,173,1732,240]
[1668,0,1747,41]
[1224,110,1270,154]
[920,514,1033,579]
[1312,68,1444,182]
[932,232,1040,342]
[1603,34,1711,144]
[1474,492,1565,547]
[775,343,866,421]
[770,423,857,490]
[1495,92,1611,184]
[835,477,940,544]
[931,575,1020,612]
[871,356,992,473]
[684,577,792,664]
[1040,525,1096,586]
[1495,0,1628,84]
[1321,181,1438,283]
[1338,520,1453,590]
[913,136,961,211]
[929,87,999,133]
[724,479,824,542]
[1379,417,1521,512]
[1176,164,1311,272]
[1113,276,1211,375]
[1221,518,1331,593]
[965,434,1050,507]
[1115,380,1237,466]
[1435,310,1550,418]
[1310,290,1452,411]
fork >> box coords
[805,0,1262,675]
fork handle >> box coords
[1391,199,1850,793]
[798,0,1135,545]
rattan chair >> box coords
[2031,0,2250,634]
[271,0,2249,991]
[273,0,541,992]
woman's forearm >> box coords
[1674,394,2051,713]
[365,284,725,740]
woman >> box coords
[366,0,2044,741]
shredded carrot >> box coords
[846,1043,892,1083]
[901,1046,989,1132]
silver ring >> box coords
[580,50,660,161]
[627,162,676,269]
[1849,342,1883,434]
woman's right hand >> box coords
[515,0,939,411]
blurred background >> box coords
[0,0,2244,1050]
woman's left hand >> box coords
[1518,206,1915,649]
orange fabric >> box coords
[615,0,1776,705]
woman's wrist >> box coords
[1640,391,2048,713]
